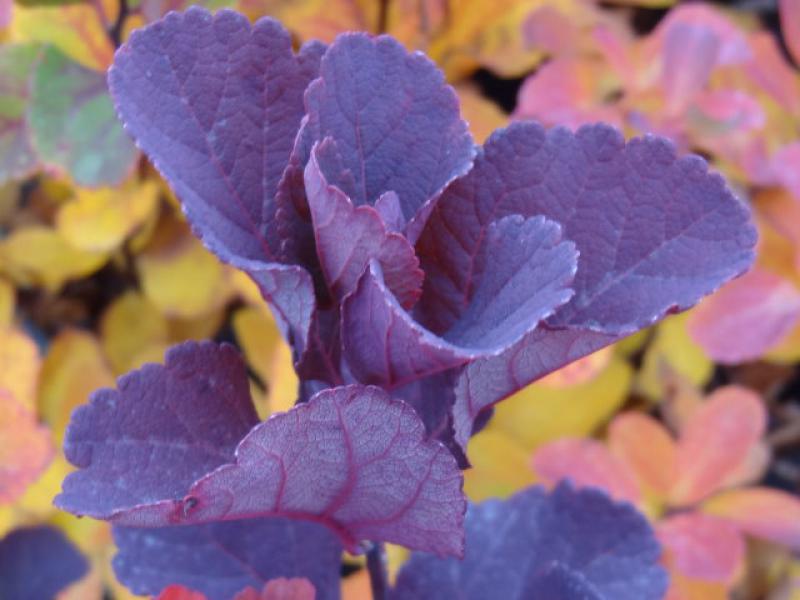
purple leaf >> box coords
[275,30,475,263]
[341,215,577,387]
[109,7,324,266]
[56,341,259,525]
[113,518,342,600]
[305,139,424,308]
[56,345,464,556]
[183,385,464,556]
[0,526,88,600]
[422,122,756,442]
[391,483,668,600]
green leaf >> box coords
[29,46,137,186]
[0,44,40,183]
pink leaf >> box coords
[689,268,800,364]
[657,512,745,583]
[670,386,766,505]
[532,438,641,505]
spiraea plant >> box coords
[54,7,756,600]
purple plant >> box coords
[55,7,755,599]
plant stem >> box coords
[109,0,130,49]
[366,541,388,600]
[377,0,390,34]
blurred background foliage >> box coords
[0,0,799,598]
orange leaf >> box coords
[609,411,676,499]
[670,386,766,506]
[658,512,745,584]
[341,570,371,600]
[703,487,800,550]
[531,438,640,505]
[0,390,53,505]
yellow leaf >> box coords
[490,357,633,450]
[422,0,549,79]
[137,216,234,319]
[10,2,116,71]
[39,329,114,443]
[0,226,107,291]
[100,291,168,374]
[240,0,375,42]
[455,83,508,144]
[0,277,14,327]
[57,182,159,253]
[637,313,713,402]
[8,452,71,523]
[463,428,537,502]
[232,306,298,417]
[0,326,40,411]
[167,311,226,345]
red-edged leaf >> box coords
[304,139,423,308]
[235,579,316,600]
[609,412,677,498]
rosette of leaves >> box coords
[55,8,756,599]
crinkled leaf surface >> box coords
[342,214,577,387]
[277,29,475,252]
[184,385,464,556]
[56,341,259,523]
[109,8,325,364]
[304,139,423,308]
[438,122,756,444]
[30,46,138,186]
[391,483,668,600]
[113,518,341,600]
[57,342,464,556]
[0,526,88,600]
[0,44,39,183]
[109,7,324,266]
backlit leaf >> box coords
[57,343,465,556]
